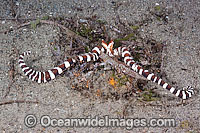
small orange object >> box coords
[73,72,80,77]
[109,77,117,88]
[86,80,89,88]
[71,85,75,89]
[96,89,101,97]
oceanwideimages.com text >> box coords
[24,114,176,129]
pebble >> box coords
[2,20,6,24]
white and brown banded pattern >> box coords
[19,45,106,83]
[103,41,194,100]
[19,40,195,99]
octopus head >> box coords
[101,39,114,57]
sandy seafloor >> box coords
[0,0,199,132]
